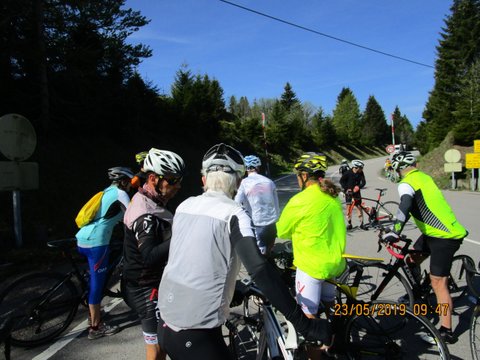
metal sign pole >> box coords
[12,189,23,247]
[391,113,395,146]
[451,172,455,190]
[261,112,271,177]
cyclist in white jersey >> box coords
[235,154,280,255]
[157,143,330,360]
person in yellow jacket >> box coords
[276,152,346,359]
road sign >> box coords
[444,149,461,163]
[466,153,480,169]
[0,113,37,161]
[385,144,395,154]
[475,140,480,153]
[0,161,39,190]
[444,163,462,173]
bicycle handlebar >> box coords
[376,227,412,260]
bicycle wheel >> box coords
[339,263,414,307]
[344,302,450,359]
[0,272,79,347]
[449,254,476,302]
[376,201,399,227]
[243,294,263,346]
[471,304,480,360]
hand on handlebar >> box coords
[382,231,400,244]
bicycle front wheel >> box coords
[0,272,79,347]
[339,263,414,307]
[471,304,480,360]
[376,201,399,227]
[344,302,450,359]
[449,254,476,302]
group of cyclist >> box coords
[75,145,466,359]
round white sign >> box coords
[444,149,461,163]
[0,113,37,161]
[386,144,395,154]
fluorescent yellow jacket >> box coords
[276,183,346,279]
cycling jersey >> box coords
[234,172,279,226]
[339,164,350,175]
[394,169,467,239]
[339,169,366,192]
[276,183,346,280]
[123,187,173,287]
[76,185,130,248]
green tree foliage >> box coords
[391,106,414,146]
[332,88,362,144]
[361,96,389,146]
[311,109,337,149]
[452,59,480,143]
[280,82,299,111]
[422,0,480,150]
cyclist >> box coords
[123,148,185,360]
[276,152,346,359]
[234,154,280,255]
[76,166,134,340]
[383,151,467,343]
[157,143,330,360]
[384,158,394,181]
[340,159,366,230]
[131,151,148,190]
[338,159,350,175]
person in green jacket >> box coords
[276,152,346,358]
[384,151,467,344]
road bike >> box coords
[0,238,124,347]
[345,188,399,230]
[342,229,474,310]
[229,241,450,359]
[464,259,480,360]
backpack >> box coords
[75,191,104,228]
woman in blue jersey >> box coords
[76,167,133,340]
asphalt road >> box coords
[9,155,480,359]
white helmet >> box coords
[351,159,364,168]
[143,148,185,176]
[202,143,245,176]
[108,167,134,181]
[391,151,416,171]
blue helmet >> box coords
[244,155,262,169]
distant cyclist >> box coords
[131,151,148,190]
[157,143,330,360]
[234,154,280,255]
[123,148,185,360]
[383,151,467,344]
[277,152,346,359]
[340,159,366,230]
[76,166,134,340]
[338,159,350,175]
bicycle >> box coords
[464,260,480,360]
[342,228,474,310]
[0,238,124,347]
[345,188,399,230]
[229,245,450,359]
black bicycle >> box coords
[0,238,124,347]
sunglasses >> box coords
[158,176,183,185]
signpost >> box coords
[0,113,38,247]
[466,139,480,191]
[444,149,462,189]
[385,144,395,154]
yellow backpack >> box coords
[75,191,104,228]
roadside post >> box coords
[444,149,462,190]
[261,112,271,177]
[0,114,39,248]
[466,139,480,191]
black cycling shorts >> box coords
[124,283,159,334]
[345,191,361,205]
[413,235,462,277]
[157,317,232,360]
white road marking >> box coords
[32,297,124,360]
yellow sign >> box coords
[475,139,480,153]
[466,153,480,169]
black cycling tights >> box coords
[157,318,232,360]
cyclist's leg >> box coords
[124,284,166,360]
[255,223,277,256]
[78,245,110,328]
[354,193,364,226]
[345,194,354,229]
[158,318,232,360]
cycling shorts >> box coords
[124,283,159,344]
[295,267,336,315]
[157,317,232,360]
[413,235,462,277]
[345,192,361,205]
[78,245,109,305]
[255,222,277,255]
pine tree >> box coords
[362,96,389,146]
[280,82,299,111]
[332,88,362,144]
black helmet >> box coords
[391,151,416,171]
[202,143,245,176]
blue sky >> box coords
[125,0,452,129]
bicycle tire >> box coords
[471,304,480,360]
[449,254,476,301]
[376,201,399,227]
[339,263,414,307]
[0,272,79,347]
[344,302,450,359]
[243,294,263,347]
